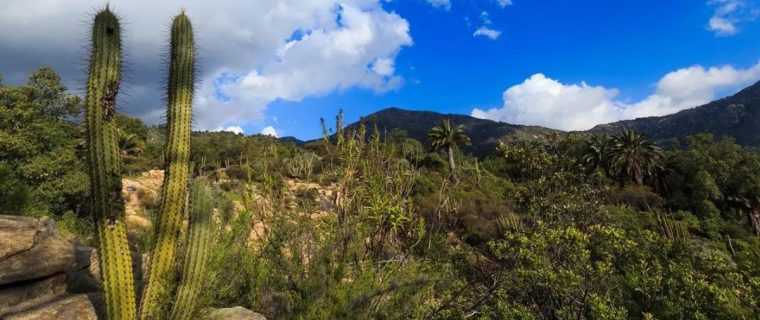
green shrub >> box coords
[0,162,29,214]
[283,151,318,180]
[418,153,447,171]
[606,184,664,211]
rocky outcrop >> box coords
[0,273,68,314]
[0,216,75,285]
[202,306,267,320]
[0,215,100,319]
[4,294,102,320]
[122,170,164,229]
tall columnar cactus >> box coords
[170,180,214,320]
[140,12,195,319]
[84,8,137,320]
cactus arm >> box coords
[169,180,214,320]
[140,12,195,319]
[85,8,137,320]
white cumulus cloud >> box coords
[472,61,760,131]
[472,74,621,130]
[260,126,279,137]
[497,0,513,8]
[0,0,413,132]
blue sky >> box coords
[2,0,760,139]
[261,0,760,139]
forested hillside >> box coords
[342,79,760,157]
[591,80,760,148]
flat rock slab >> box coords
[0,217,38,260]
[0,215,75,285]
[0,273,68,316]
[3,294,102,320]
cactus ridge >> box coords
[85,8,137,320]
[140,12,195,320]
[170,180,214,320]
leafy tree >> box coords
[608,129,663,185]
[666,134,760,235]
[427,119,470,183]
[497,139,554,181]
[0,67,88,216]
[0,162,28,214]
[725,153,760,236]
[116,113,150,141]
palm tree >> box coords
[580,134,614,176]
[428,119,470,183]
[608,129,662,185]
[116,129,145,157]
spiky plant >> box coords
[140,11,195,319]
[169,180,214,320]
[427,119,471,183]
[84,7,137,320]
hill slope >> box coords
[331,81,760,155]
[589,80,760,147]
[349,107,557,156]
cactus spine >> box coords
[84,8,137,320]
[140,12,195,319]
[170,180,214,320]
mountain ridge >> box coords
[588,80,760,147]
[345,107,559,156]
[292,80,760,155]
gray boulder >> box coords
[202,307,267,320]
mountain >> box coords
[589,80,760,147]
[327,81,760,156]
[347,107,558,156]
[278,136,306,145]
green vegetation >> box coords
[6,63,760,317]
[0,67,87,218]
[3,7,760,320]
